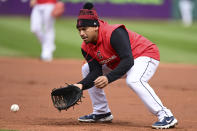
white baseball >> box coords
[10,104,19,112]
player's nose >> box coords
[79,30,85,36]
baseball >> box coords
[10,104,19,112]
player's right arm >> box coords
[77,49,102,90]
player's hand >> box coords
[30,0,36,7]
[94,76,108,89]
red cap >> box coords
[77,2,99,28]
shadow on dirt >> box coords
[28,117,150,129]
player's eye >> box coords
[81,27,87,31]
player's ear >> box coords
[94,26,99,32]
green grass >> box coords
[0,16,197,64]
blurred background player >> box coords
[30,0,57,62]
[179,0,194,27]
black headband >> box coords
[77,19,99,28]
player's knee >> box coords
[81,63,90,78]
[126,79,143,94]
[126,77,140,88]
[126,77,150,94]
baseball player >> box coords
[73,2,178,129]
[179,0,194,27]
[30,0,57,62]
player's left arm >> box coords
[51,0,65,18]
[30,0,36,7]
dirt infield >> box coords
[0,57,197,131]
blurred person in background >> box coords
[30,0,57,62]
[179,0,194,27]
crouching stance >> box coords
[73,2,178,129]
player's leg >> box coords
[30,5,44,44]
[126,56,177,129]
[41,4,56,61]
[179,0,193,27]
[78,63,113,122]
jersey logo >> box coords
[97,51,103,60]
[99,55,117,65]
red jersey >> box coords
[37,0,56,4]
[81,20,160,69]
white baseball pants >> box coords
[30,3,56,61]
[82,56,173,121]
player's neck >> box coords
[92,31,98,45]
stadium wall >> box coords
[0,0,196,20]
